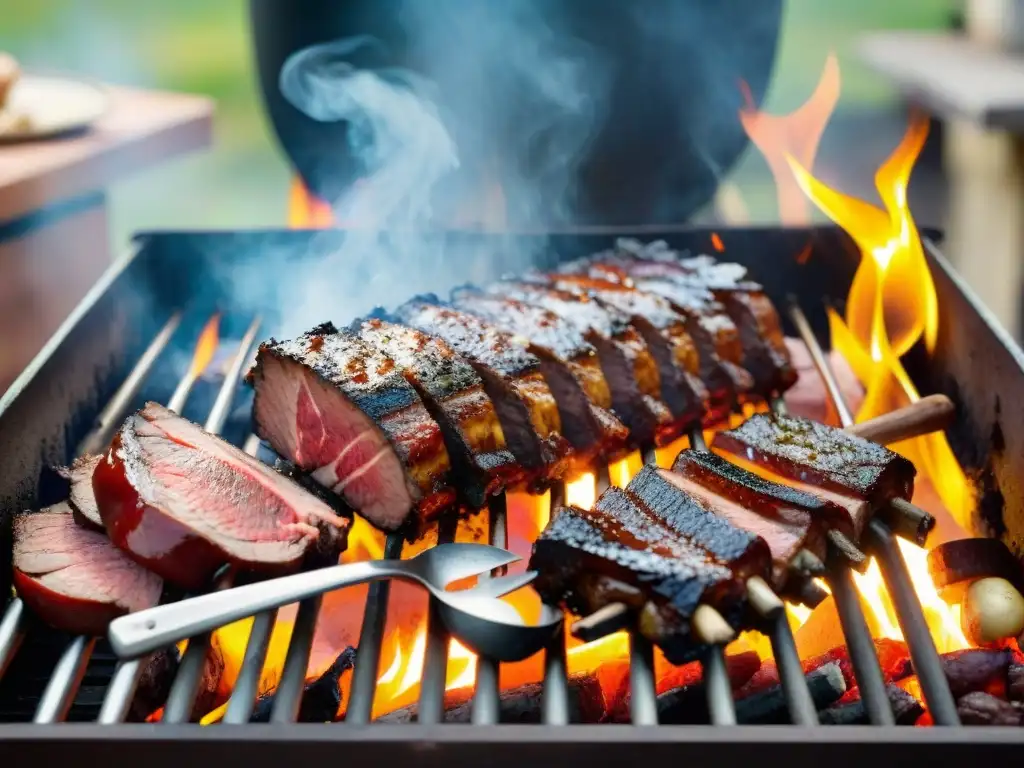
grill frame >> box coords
[1,225,1023,750]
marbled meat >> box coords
[12,502,163,636]
[93,402,352,589]
[249,323,456,531]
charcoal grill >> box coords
[1,225,1023,763]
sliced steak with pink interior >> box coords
[355,318,523,509]
[56,454,104,530]
[394,299,572,491]
[449,290,630,464]
[93,402,352,589]
[12,502,163,636]
[480,280,675,448]
[249,323,456,533]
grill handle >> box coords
[108,559,398,659]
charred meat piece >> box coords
[530,487,746,663]
[250,323,456,531]
[394,299,572,489]
[668,450,852,589]
[608,240,796,395]
[93,402,351,589]
[449,290,630,463]
[713,413,916,539]
[355,318,523,508]
[624,464,772,587]
[538,274,708,440]
[56,454,104,530]
[481,280,674,447]
[12,502,163,636]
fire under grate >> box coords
[0,226,1022,762]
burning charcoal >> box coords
[898,648,1015,699]
[1008,664,1024,701]
[818,684,923,726]
[650,661,845,725]
[250,646,356,723]
[604,651,760,722]
[374,674,604,724]
[957,691,1024,726]
[126,647,180,722]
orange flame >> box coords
[739,52,840,225]
[784,112,971,649]
[190,313,221,378]
[288,178,336,229]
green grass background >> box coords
[0,0,957,240]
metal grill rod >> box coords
[344,533,405,724]
[787,302,960,726]
[417,513,460,725]
[471,494,509,725]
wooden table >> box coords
[0,84,213,394]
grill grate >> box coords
[0,290,964,728]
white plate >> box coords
[0,73,108,143]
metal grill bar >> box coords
[97,660,143,724]
[629,633,658,725]
[345,533,405,724]
[0,596,25,681]
[33,637,96,724]
[418,513,460,725]
[269,595,322,722]
[221,609,276,723]
[471,494,508,725]
[787,302,960,726]
[541,476,579,725]
[702,646,736,726]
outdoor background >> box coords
[0,0,957,248]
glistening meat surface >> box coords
[93,402,351,589]
[449,290,630,462]
[12,502,163,636]
[394,300,572,489]
[250,323,456,531]
[713,412,916,538]
[355,318,523,508]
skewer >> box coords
[471,494,509,724]
[787,301,959,726]
[344,533,405,724]
[418,513,460,725]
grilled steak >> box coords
[530,487,745,663]
[481,280,674,447]
[93,402,351,589]
[56,454,104,530]
[355,318,523,508]
[394,299,572,489]
[250,323,456,531]
[12,502,163,636]
[539,274,708,440]
[713,413,916,538]
[449,290,630,463]
[668,450,849,588]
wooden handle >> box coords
[844,394,954,446]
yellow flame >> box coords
[565,472,597,509]
[189,313,221,378]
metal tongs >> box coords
[107,543,563,663]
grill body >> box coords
[1,225,1023,756]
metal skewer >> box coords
[786,302,958,726]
